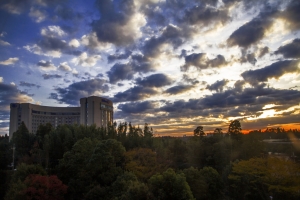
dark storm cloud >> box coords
[113,86,158,103]
[280,0,300,30]
[130,54,153,73]
[182,5,229,26]
[181,53,227,71]
[160,86,300,119]
[50,79,109,105]
[118,101,157,113]
[92,0,137,45]
[19,81,40,88]
[107,63,135,84]
[42,74,62,80]
[135,74,173,88]
[107,54,155,84]
[165,85,194,95]
[38,36,68,51]
[142,24,186,58]
[242,60,300,85]
[275,39,300,59]
[206,79,229,92]
[227,10,276,48]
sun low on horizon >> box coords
[0,0,300,136]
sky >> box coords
[0,0,300,136]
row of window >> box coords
[32,110,80,116]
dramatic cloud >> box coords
[0,80,34,111]
[181,53,227,71]
[206,79,229,92]
[165,85,194,95]
[242,60,300,85]
[135,74,173,88]
[279,0,300,30]
[118,101,157,113]
[0,57,18,65]
[37,60,56,71]
[142,25,186,58]
[275,39,300,59]
[227,10,275,48]
[50,79,109,105]
[107,63,135,84]
[92,0,146,46]
[161,86,300,119]
[113,86,158,102]
[182,4,229,27]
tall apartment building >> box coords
[9,96,113,140]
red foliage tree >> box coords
[22,175,67,200]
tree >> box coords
[11,122,35,166]
[194,126,206,137]
[149,168,195,200]
[228,157,300,200]
[228,120,242,139]
[182,167,206,200]
[5,164,47,200]
[22,175,67,200]
[57,138,100,199]
[125,148,159,181]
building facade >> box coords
[9,96,113,140]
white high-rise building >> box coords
[9,96,113,140]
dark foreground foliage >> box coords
[1,121,300,199]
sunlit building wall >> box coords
[9,96,113,140]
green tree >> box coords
[182,167,206,200]
[229,157,300,200]
[11,122,35,165]
[149,168,195,200]
[125,148,159,181]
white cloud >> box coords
[72,52,101,67]
[0,57,19,65]
[24,44,62,58]
[58,62,72,71]
[41,26,66,37]
[29,7,47,23]
[10,82,15,86]
[37,60,57,71]
[0,39,11,46]
[81,32,112,50]
[0,77,3,82]
[69,39,80,48]
[72,68,79,75]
